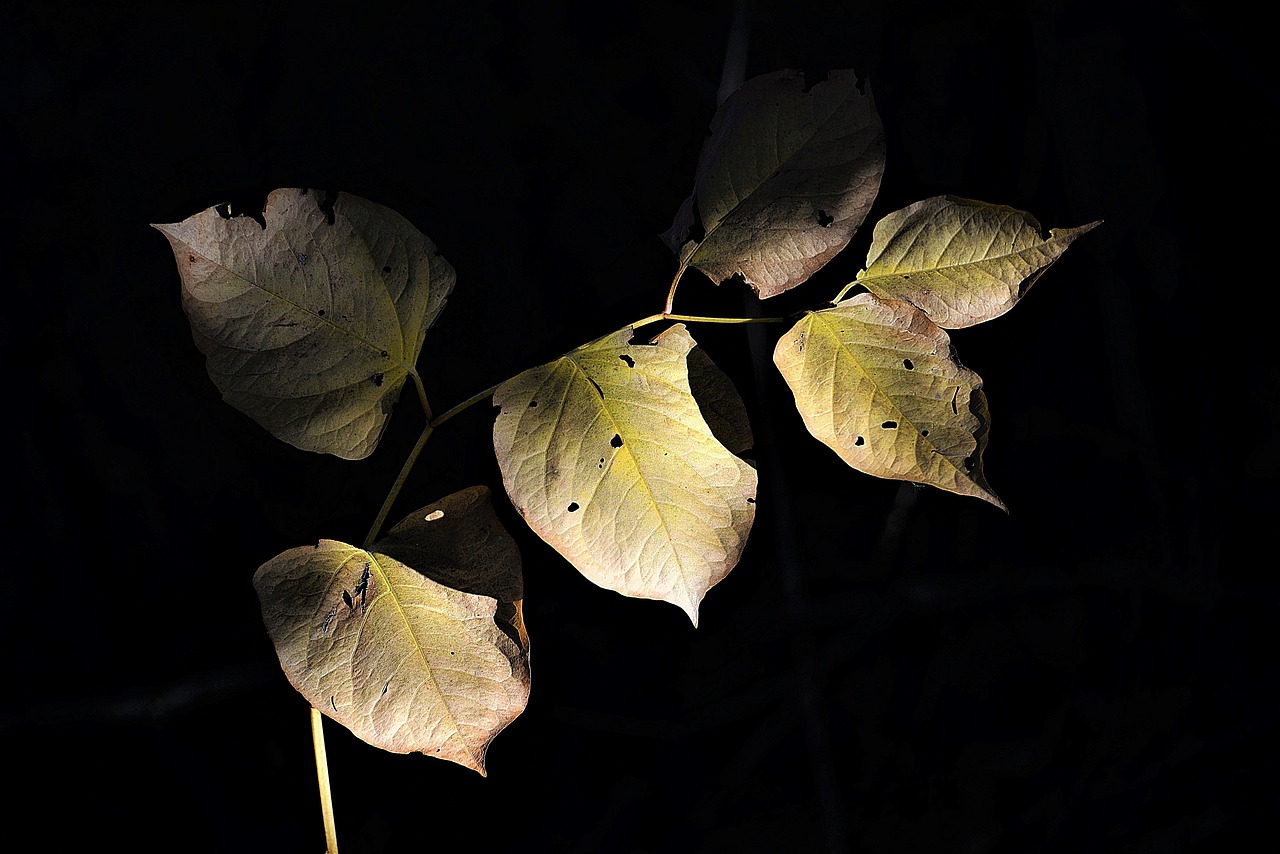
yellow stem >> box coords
[311,707,339,854]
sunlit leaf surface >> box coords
[253,488,528,775]
[493,324,757,625]
[774,294,1004,509]
[853,195,1100,328]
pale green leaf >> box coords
[492,324,757,626]
[154,188,455,459]
[252,488,529,776]
[853,195,1100,328]
[662,69,885,299]
[773,294,1004,509]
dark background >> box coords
[4,0,1275,851]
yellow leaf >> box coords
[853,195,1099,328]
[774,295,1004,509]
[253,488,528,776]
[492,324,757,625]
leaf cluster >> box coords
[155,68,1096,775]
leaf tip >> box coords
[980,489,1009,515]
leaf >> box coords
[686,344,754,458]
[852,196,1101,328]
[773,294,1004,510]
[662,68,885,299]
[154,188,455,459]
[492,324,757,626]
[252,488,529,776]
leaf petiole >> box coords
[662,263,689,315]
[633,312,790,328]
[363,423,434,549]
[410,371,433,421]
[829,280,861,305]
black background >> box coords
[4,1,1276,851]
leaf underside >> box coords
[154,188,455,459]
[854,195,1101,328]
[773,294,1004,510]
[492,324,757,626]
[253,487,529,776]
[662,68,886,299]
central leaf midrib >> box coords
[860,222,1061,282]
[564,356,696,603]
[345,548,472,762]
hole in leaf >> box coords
[382,265,392,274]
[598,458,605,468]
[817,209,834,227]
[216,204,232,219]
[619,354,635,367]
[903,359,914,370]
[529,400,538,408]
[921,429,929,437]
[318,310,326,317]
[381,350,389,358]
[610,434,623,448]
[855,436,865,446]
[371,373,384,386]
[588,377,605,398]
[187,254,196,263]
[567,502,580,512]
[882,421,897,429]
[747,497,756,504]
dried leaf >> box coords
[154,188,454,459]
[774,294,1004,509]
[253,488,528,775]
[662,69,885,299]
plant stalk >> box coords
[311,707,339,854]
[362,422,434,549]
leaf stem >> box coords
[410,371,433,421]
[829,280,861,305]
[429,383,501,429]
[663,264,688,315]
[362,422,434,549]
[632,312,790,329]
[311,707,339,854]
